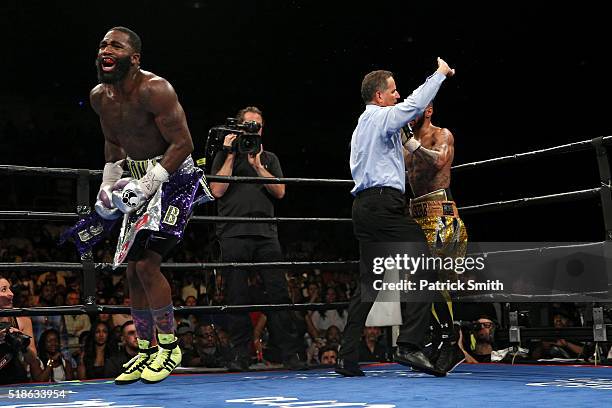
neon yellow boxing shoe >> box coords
[140,333,182,384]
[115,339,158,385]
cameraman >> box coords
[210,106,304,371]
[458,315,496,363]
[1,275,42,384]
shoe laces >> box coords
[123,350,156,371]
[148,347,174,371]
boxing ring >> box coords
[1,363,612,407]
[1,135,612,407]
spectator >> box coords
[177,323,197,367]
[37,328,75,381]
[308,287,347,336]
[106,321,139,378]
[319,345,338,366]
[77,320,116,379]
[531,308,585,359]
[181,275,199,301]
[459,316,496,363]
[325,325,342,347]
[0,275,41,384]
[358,326,387,362]
[187,324,228,368]
[63,291,91,356]
[305,282,321,303]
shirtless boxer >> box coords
[403,103,468,373]
[90,26,207,384]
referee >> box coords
[336,58,455,377]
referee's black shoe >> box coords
[394,346,446,377]
[334,358,365,377]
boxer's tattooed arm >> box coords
[413,128,454,170]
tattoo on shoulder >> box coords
[160,112,183,132]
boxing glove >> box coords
[111,163,170,214]
[94,160,124,220]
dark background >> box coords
[1,1,611,254]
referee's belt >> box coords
[409,189,459,218]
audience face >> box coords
[45,331,60,355]
[122,323,138,351]
[553,314,570,328]
[40,284,55,304]
[213,291,224,305]
[325,287,337,303]
[46,274,58,287]
[326,325,341,344]
[215,274,223,289]
[307,283,319,300]
[66,292,80,306]
[94,322,109,346]
[364,326,381,342]
[476,318,494,344]
[185,296,197,306]
[196,325,216,348]
[0,278,14,308]
[320,349,337,365]
[178,331,194,349]
[217,329,230,347]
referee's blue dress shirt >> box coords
[350,72,446,196]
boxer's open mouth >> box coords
[101,57,116,72]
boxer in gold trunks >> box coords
[403,103,467,373]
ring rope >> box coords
[452,135,612,172]
[1,135,610,180]
[0,302,349,318]
[0,260,359,272]
[0,187,601,221]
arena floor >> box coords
[1,363,611,407]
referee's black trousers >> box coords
[339,187,431,363]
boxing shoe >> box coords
[334,358,365,377]
[140,334,182,384]
[115,339,158,385]
[394,345,446,377]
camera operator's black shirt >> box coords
[0,318,28,385]
[212,150,283,238]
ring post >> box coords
[77,170,97,312]
[591,137,612,241]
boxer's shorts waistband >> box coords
[126,155,163,179]
[409,200,459,218]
